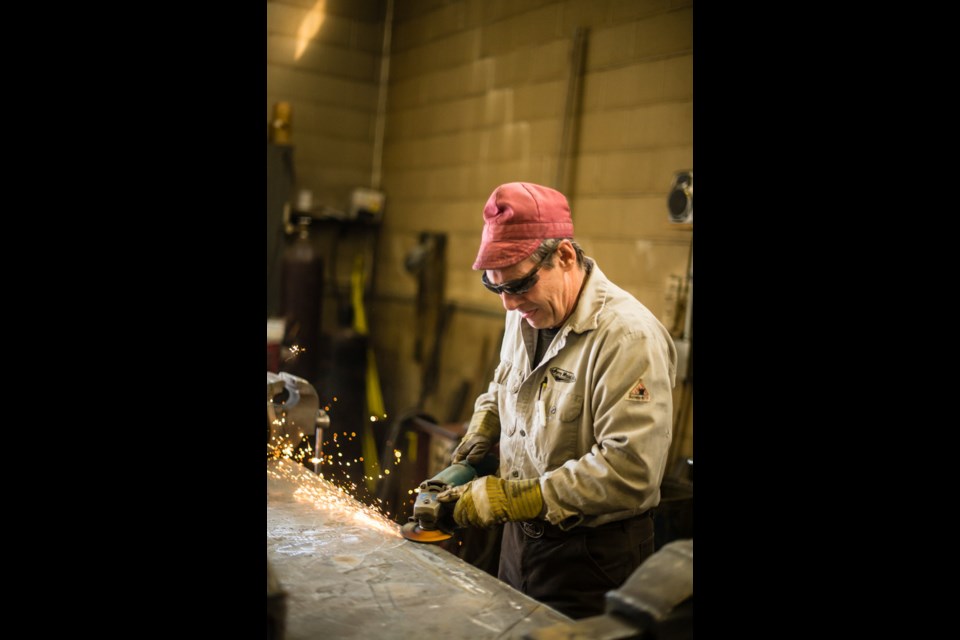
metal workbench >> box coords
[267,459,571,639]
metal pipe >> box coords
[371,0,394,191]
[555,27,588,195]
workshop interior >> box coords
[267,1,693,638]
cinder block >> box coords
[450,130,487,164]
[528,119,562,154]
[482,123,535,162]
[528,39,571,83]
[467,58,497,94]
[324,0,385,23]
[634,9,692,59]
[265,99,371,139]
[423,165,476,200]
[610,0,669,22]
[295,135,373,168]
[583,60,663,111]
[574,150,657,193]
[662,54,693,101]
[493,49,529,87]
[267,3,312,38]
[586,22,637,70]
[482,0,557,25]
[422,66,468,103]
[587,103,691,150]
[394,0,448,23]
[353,18,386,52]
[382,167,434,200]
[388,76,422,111]
[268,65,377,111]
[430,30,481,71]
[578,110,633,152]
[269,35,378,82]
[422,59,493,103]
[391,31,479,81]
[480,4,562,56]
[561,0,615,32]
[404,102,441,137]
[575,194,693,240]
[514,80,566,121]
[574,147,691,195]
[384,131,455,169]
[573,196,644,236]
[392,0,466,52]
[267,4,357,48]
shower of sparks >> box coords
[283,344,305,362]
[268,407,405,519]
[269,392,424,527]
[269,459,400,538]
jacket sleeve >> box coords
[464,334,506,442]
[541,325,677,528]
[465,382,501,441]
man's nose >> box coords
[501,292,522,311]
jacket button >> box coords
[512,470,519,477]
[519,430,526,437]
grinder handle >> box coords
[420,455,499,491]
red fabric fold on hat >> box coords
[472,182,574,270]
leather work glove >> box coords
[451,412,499,465]
[450,411,500,467]
[451,433,492,466]
[437,476,543,528]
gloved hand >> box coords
[437,476,543,528]
[451,433,492,466]
[451,412,499,465]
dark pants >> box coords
[498,514,654,620]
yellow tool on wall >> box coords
[350,253,385,494]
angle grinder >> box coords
[400,456,498,543]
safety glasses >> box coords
[480,244,558,295]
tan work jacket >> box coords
[473,260,677,530]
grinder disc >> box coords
[400,520,452,543]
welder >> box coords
[427,182,677,619]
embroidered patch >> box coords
[550,367,576,383]
[626,379,650,402]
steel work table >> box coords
[267,459,571,639]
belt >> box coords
[519,511,651,540]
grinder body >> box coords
[401,456,498,542]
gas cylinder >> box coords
[279,217,323,382]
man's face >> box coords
[482,241,579,329]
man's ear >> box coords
[557,240,576,268]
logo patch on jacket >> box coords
[626,379,650,402]
[549,367,575,383]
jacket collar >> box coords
[563,258,606,335]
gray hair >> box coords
[531,238,585,269]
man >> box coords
[437,182,678,619]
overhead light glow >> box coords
[294,0,326,61]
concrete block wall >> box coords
[266,0,386,207]
[371,0,693,461]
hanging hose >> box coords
[351,253,386,493]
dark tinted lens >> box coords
[481,270,538,295]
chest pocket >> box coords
[533,390,583,467]
[556,392,583,422]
